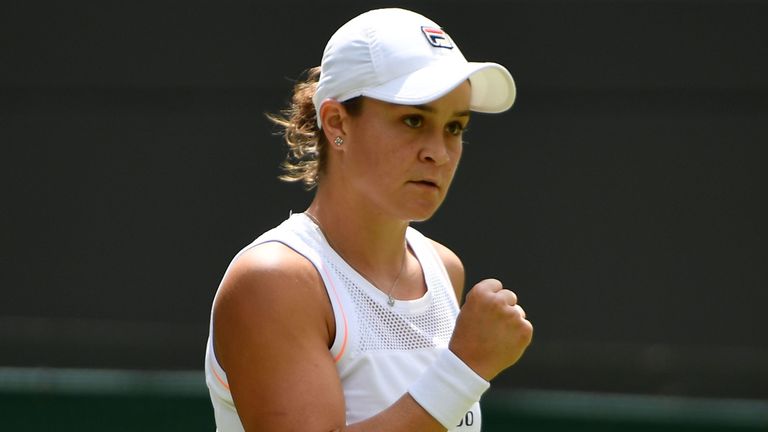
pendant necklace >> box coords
[304,211,406,307]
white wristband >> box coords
[408,348,490,430]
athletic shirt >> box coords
[205,213,482,431]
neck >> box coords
[305,186,410,289]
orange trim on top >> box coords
[321,265,349,362]
[211,363,231,390]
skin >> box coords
[213,82,533,431]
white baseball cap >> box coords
[313,8,517,128]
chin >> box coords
[404,203,443,223]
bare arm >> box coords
[213,242,445,432]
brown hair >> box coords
[268,66,362,189]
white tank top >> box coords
[205,213,482,431]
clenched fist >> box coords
[449,279,533,381]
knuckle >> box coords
[520,321,534,341]
[515,304,526,318]
[479,278,502,291]
[505,289,518,305]
[492,294,508,308]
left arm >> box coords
[429,239,466,304]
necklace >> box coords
[304,211,406,307]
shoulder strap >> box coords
[251,214,350,362]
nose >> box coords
[418,131,451,166]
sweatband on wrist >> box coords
[408,348,490,429]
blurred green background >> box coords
[2,368,767,431]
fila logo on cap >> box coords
[421,26,453,49]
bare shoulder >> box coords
[214,241,323,311]
[211,241,345,430]
[212,241,333,368]
[428,238,466,303]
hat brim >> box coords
[339,61,516,113]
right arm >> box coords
[212,242,445,431]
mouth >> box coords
[409,179,440,189]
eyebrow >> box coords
[412,104,471,118]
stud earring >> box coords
[334,136,344,146]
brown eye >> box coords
[446,121,466,136]
[403,115,423,128]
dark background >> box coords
[2,0,766,401]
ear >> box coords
[318,99,348,146]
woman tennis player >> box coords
[205,8,532,431]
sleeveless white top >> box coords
[205,213,482,431]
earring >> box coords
[334,136,344,146]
